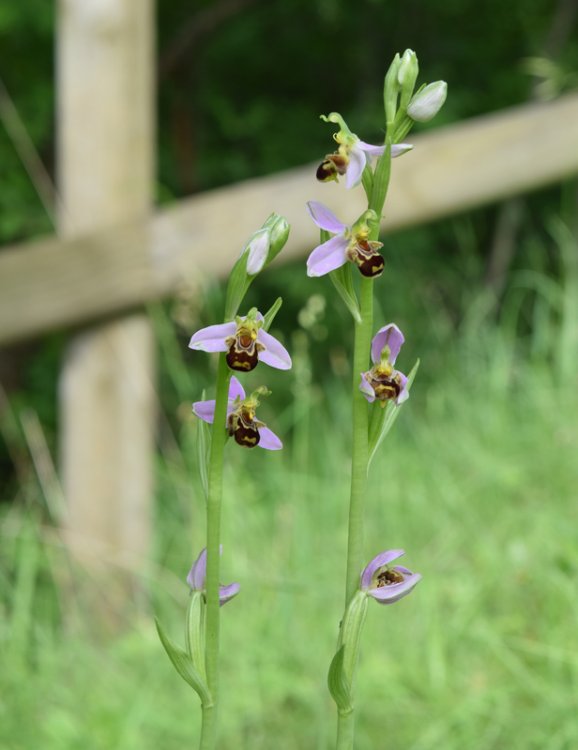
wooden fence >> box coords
[1,0,577,584]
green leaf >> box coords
[361,164,374,203]
[368,358,420,467]
[329,264,361,324]
[263,297,283,331]
[369,144,393,217]
[185,592,206,678]
[327,645,353,715]
[224,254,251,321]
[155,618,212,706]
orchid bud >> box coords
[266,213,290,263]
[224,214,290,319]
[383,52,401,125]
[398,49,419,109]
[245,229,271,276]
[407,81,447,122]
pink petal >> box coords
[358,141,413,159]
[360,549,405,589]
[192,398,217,423]
[257,329,292,370]
[187,548,207,590]
[306,235,349,278]
[345,145,367,188]
[228,376,245,401]
[391,143,413,158]
[357,140,386,157]
[371,324,405,364]
[368,572,422,604]
[359,372,376,403]
[395,372,409,405]
[306,201,346,234]
[219,582,241,605]
[189,322,236,353]
[258,426,283,450]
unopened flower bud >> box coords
[245,229,271,275]
[383,52,401,125]
[398,49,419,108]
[407,81,447,122]
[268,215,290,262]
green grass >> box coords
[2,208,578,748]
[1,306,578,750]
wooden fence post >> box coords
[57,0,155,606]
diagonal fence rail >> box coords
[1,92,578,347]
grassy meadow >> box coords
[1,212,578,750]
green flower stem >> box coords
[200,354,231,750]
[199,705,217,750]
[344,276,374,605]
[337,147,392,750]
[336,712,355,750]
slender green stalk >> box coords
[200,354,232,750]
[336,712,355,750]
[344,145,393,604]
[337,147,392,750]
[344,277,374,605]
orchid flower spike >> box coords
[187,548,240,605]
[306,202,384,278]
[316,112,412,189]
[360,549,421,604]
[189,307,291,373]
[193,376,282,450]
[359,323,409,406]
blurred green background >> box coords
[1,1,578,748]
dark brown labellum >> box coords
[316,153,348,182]
[233,423,260,447]
[367,369,402,402]
[358,253,385,278]
[352,239,384,278]
[226,331,261,371]
[377,569,405,587]
[228,410,260,448]
[226,347,258,371]
[316,160,336,182]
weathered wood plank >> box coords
[57,0,155,592]
[1,92,577,346]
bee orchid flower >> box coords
[359,323,409,406]
[316,112,412,189]
[189,307,291,373]
[360,549,421,604]
[193,376,282,450]
[306,202,385,278]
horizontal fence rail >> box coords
[1,92,578,346]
